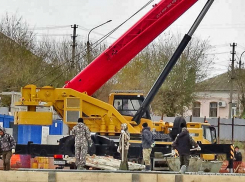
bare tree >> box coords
[108,33,212,117]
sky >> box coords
[1,0,245,78]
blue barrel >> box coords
[0,114,4,123]
[49,120,63,135]
[17,125,42,144]
[3,115,14,128]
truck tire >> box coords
[169,117,187,140]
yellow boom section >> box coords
[14,85,167,135]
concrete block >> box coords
[0,171,49,182]
[157,174,175,182]
[132,173,157,182]
[56,172,132,182]
[182,175,245,182]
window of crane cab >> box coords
[189,133,199,137]
[113,97,142,116]
[210,127,217,144]
[202,125,212,142]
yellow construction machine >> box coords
[14,0,234,172]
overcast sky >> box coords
[1,0,245,78]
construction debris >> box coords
[65,155,145,171]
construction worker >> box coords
[234,146,242,162]
[118,123,130,170]
[141,122,154,171]
[71,118,92,170]
[172,127,200,173]
[0,126,16,170]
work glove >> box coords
[197,146,201,151]
[12,149,15,154]
[88,141,93,148]
[151,142,155,148]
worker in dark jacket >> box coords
[172,127,199,173]
[0,126,16,170]
[72,118,92,170]
[234,146,242,162]
[141,122,154,171]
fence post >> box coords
[232,116,234,143]
[190,115,192,122]
[218,116,220,144]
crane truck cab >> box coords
[109,91,151,119]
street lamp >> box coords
[239,51,245,69]
[87,20,112,64]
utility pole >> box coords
[71,24,78,70]
[229,42,237,118]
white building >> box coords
[185,72,239,119]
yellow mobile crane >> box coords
[14,0,234,171]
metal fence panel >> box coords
[158,116,245,141]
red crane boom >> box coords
[64,0,198,95]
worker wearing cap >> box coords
[172,127,200,173]
[141,122,154,171]
[0,126,16,170]
[72,118,92,170]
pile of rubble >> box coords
[85,155,145,170]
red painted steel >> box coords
[65,0,198,95]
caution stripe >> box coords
[230,145,234,159]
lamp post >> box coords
[87,20,112,65]
[239,51,245,69]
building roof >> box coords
[199,71,237,91]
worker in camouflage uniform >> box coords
[0,126,16,170]
[172,127,199,173]
[71,118,92,170]
[117,123,130,170]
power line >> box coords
[29,25,70,30]
[35,33,71,36]
[206,52,230,55]
[45,0,155,85]
[78,27,117,40]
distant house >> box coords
[185,72,239,119]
